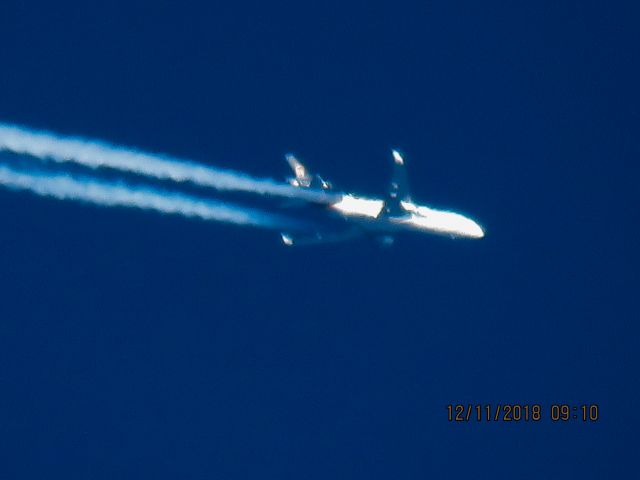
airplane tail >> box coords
[285,154,332,191]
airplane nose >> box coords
[470,221,485,238]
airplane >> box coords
[280,150,484,246]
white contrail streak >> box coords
[0,164,298,229]
[0,123,336,203]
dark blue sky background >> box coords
[0,1,638,478]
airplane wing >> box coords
[280,227,363,246]
[383,150,412,216]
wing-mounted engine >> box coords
[285,154,332,191]
[382,150,412,216]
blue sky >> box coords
[0,1,638,478]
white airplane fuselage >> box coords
[280,150,484,246]
[329,194,484,239]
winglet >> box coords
[281,233,294,246]
[392,149,404,165]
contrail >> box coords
[0,123,337,203]
[0,164,300,230]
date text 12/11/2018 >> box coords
[446,404,599,422]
